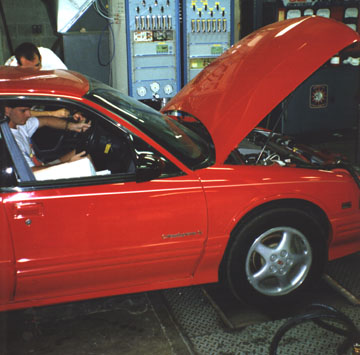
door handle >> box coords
[12,202,44,219]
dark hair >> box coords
[14,42,41,66]
[3,100,28,108]
[1,100,30,116]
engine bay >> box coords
[237,128,343,168]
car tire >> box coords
[226,208,327,305]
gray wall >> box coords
[0,0,58,63]
[0,0,110,84]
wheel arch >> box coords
[219,198,331,281]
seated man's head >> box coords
[14,42,42,69]
[4,102,31,128]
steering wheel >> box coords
[75,121,97,154]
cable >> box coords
[93,0,114,21]
[95,0,107,12]
[92,0,115,67]
[98,21,115,67]
[269,303,360,355]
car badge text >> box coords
[162,230,202,239]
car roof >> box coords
[0,67,89,98]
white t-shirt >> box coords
[4,47,67,70]
[10,117,40,168]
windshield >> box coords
[86,79,214,170]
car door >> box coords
[2,115,208,303]
[0,134,16,307]
[0,204,14,306]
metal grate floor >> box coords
[326,252,360,303]
[162,254,360,355]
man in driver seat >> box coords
[4,102,91,171]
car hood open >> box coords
[162,16,360,164]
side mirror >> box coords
[136,153,164,182]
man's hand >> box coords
[69,150,87,162]
[68,121,91,133]
[73,112,86,122]
[60,149,86,163]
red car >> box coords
[1,16,360,311]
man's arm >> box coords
[37,116,91,132]
[30,108,69,118]
[31,150,87,172]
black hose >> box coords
[269,303,360,355]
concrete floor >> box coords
[1,253,360,355]
[0,291,194,355]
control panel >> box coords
[183,0,234,83]
[126,0,181,101]
[274,0,360,136]
[278,0,360,33]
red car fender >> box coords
[191,165,360,282]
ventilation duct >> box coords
[57,0,95,33]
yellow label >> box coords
[104,144,111,154]
[278,10,285,22]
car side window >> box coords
[25,104,134,181]
[130,133,183,177]
[5,100,182,185]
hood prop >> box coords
[256,95,292,165]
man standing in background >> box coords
[4,42,67,70]
[4,42,71,119]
